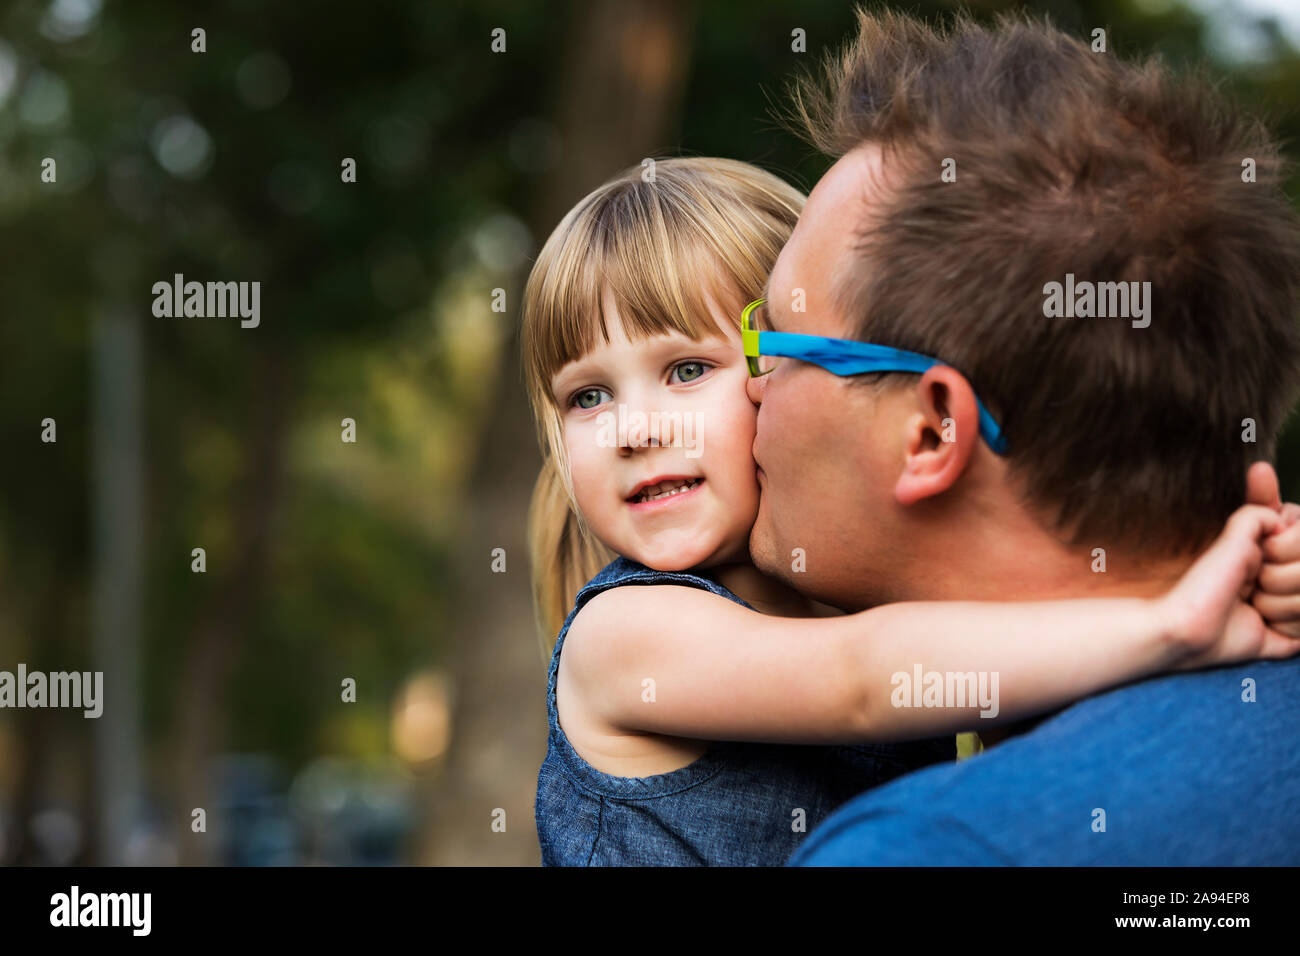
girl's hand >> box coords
[1252,504,1300,638]
[1242,460,1300,639]
[1158,504,1300,669]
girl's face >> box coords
[550,296,760,572]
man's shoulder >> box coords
[791,659,1300,866]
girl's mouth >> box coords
[627,477,705,508]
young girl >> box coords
[522,157,1300,866]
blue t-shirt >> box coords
[535,557,956,865]
[789,658,1300,865]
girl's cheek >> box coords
[719,394,758,442]
[564,416,598,457]
[562,434,593,490]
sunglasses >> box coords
[741,298,1008,455]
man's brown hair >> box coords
[789,7,1300,553]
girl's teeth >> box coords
[640,479,699,502]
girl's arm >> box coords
[561,504,1300,746]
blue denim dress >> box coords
[535,557,956,866]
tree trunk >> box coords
[172,349,291,865]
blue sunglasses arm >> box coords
[757,331,1009,455]
[975,403,1008,455]
[758,331,933,375]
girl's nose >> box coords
[746,373,766,406]
[614,399,677,451]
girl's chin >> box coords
[633,553,708,573]
[630,541,716,573]
[631,536,750,573]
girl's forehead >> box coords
[550,323,740,390]
[584,321,738,358]
[542,279,747,397]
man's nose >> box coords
[746,373,766,406]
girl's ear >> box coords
[894,365,979,506]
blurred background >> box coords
[1,0,1298,866]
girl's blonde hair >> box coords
[521,157,806,653]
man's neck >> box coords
[903,509,1197,748]
[902,499,1195,605]
[711,561,832,618]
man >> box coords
[744,10,1300,864]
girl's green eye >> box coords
[673,362,708,383]
[572,387,611,410]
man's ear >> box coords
[894,365,979,506]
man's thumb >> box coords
[1245,461,1282,511]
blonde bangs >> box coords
[523,157,805,437]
